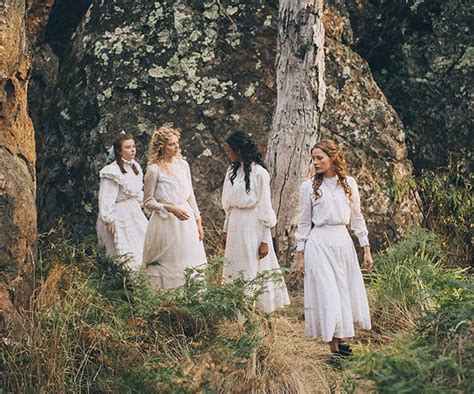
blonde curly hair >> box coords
[310,139,352,201]
[147,126,182,167]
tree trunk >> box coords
[266,0,327,263]
[267,0,422,264]
[0,0,39,332]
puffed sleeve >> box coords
[143,165,166,213]
[295,181,313,252]
[256,166,277,243]
[348,177,369,247]
[184,161,201,220]
[98,177,119,223]
[221,168,231,233]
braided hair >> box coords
[226,131,266,193]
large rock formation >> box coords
[347,0,473,172]
[266,1,420,261]
[0,0,48,330]
[36,0,279,238]
[34,0,421,259]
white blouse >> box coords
[296,175,369,251]
[143,159,200,219]
[222,163,277,243]
[98,160,144,223]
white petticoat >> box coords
[142,201,207,290]
[96,198,148,271]
[223,207,290,313]
[304,224,371,342]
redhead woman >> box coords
[142,126,207,289]
[222,131,290,313]
[96,132,148,271]
[295,139,373,363]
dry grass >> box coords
[210,290,349,393]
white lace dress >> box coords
[142,159,207,289]
[296,175,371,342]
[222,163,290,313]
[96,160,148,271]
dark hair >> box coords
[113,133,139,175]
[226,131,266,193]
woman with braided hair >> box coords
[295,139,373,362]
[222,131,290,313]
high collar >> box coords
[121,158,136,165]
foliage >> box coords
[387,162,473,265]
[368,229,468,333]
[0,234,285,392]
[350,282,473,393]
[348,230,473,392]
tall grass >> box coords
[347,230,473,392]
[1,229,321,392]
[388,162,473,265]
[367,229,468,335]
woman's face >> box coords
[312,147,333,175]
[120,139,136,161]
[224,143,239,162]
[163,135,180,159]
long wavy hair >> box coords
[147,126,183,168]
[226,131,266,193]
[310,139,352,201]
[113,132,139,175]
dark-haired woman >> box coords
[96,133,148,271]
[295,139,372,359]
[221,131,290,313]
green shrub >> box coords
[348,230,473,392]
[368,229,468,333]
[387,163,473,265]
[350,281,473,393]
[0,236,282,392]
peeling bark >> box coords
[266,0,327,262]
[267,0,421,263]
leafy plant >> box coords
[368,229,468,334]
[386,163,473,265]
[0,236,276,392]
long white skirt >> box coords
[96,199,148,271]
[142,201,207,290]
[304,224,371,342]
[223,208,290,313]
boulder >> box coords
[347,0,473,172]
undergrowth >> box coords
[0,229,288,392]
[347,230,473,392]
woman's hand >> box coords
[197,220,204,241]
[295,251,304,276]
[363,245,373,272]
[166,205,190,221]
[258,242,269,259]
[105,221,116,235]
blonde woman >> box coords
[295,139,373,362]
[142,126,207,289]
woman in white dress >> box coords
[142,126,207,289]
[295,139,373,359]
[222,131,290,313]
[96,132,148,271]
